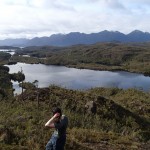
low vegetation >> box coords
[0,85,150,150]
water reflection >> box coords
[6,63,150,93]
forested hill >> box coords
[12,42,150,76]
[1,30,150,46]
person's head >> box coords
[52,107,62,118]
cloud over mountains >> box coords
[0,0,150,39]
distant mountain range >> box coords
[1,30,150,47]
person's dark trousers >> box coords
[46,135,66,150]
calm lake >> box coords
[6,63,150,93]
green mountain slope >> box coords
[0,86,149,150]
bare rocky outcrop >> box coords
[85,100,97,114]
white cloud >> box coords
[0,0,150,39]
[101,0,125,9]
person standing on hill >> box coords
[45,107,68,150]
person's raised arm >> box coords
[45,113,60,128]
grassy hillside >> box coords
[1,42,150,149]
[12,42,150,75]
[0,86,149,150]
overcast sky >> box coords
[0,0,150,39]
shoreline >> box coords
[8,57,150,77]
[6,62,150,93]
